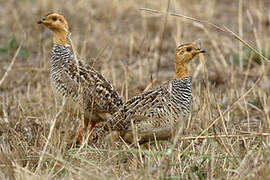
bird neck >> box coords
[53,30,67,46]
[174,61,189,79]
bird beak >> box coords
[195,48,206,54]
[37,17,46,24]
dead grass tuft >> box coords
[0,0,270,179]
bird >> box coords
[37,13,123,143]
[91,43,206,144]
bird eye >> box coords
[186,47,192,52]
[52,17,57,21]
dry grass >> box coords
[0,0,270,179]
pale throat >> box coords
[53,30,67,46]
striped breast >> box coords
[102,76,192,132]
[169,76,192,117]
[50,44,123,114]
[50,45,72,97]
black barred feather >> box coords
[91,77,192,141]
[50,45,123,117]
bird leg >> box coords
[76,121,96,144]
[88,122,96,135]
[76,112,107,144]
[144,144,150,150]
[76,122,88,144]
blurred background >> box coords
[0,0,270,179]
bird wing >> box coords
[108,81,173,131]
[63,59,123,114]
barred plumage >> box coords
[50,45,123,114]
[38,13,123,143]
[108,77,192,131]
[91,43,205,144]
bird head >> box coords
[174,43,206,78]
[175,43,206,64]
[38,13,69,33]
[38,13,69,46]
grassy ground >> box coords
[0,0,270,179]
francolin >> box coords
[38,13,123,143]
[92,43,206,144]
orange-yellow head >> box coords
[174,43,206,79]
[38,13,69,46]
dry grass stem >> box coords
[0,42,22,87]
[0,1,269,179]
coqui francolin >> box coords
[91,43,206,144]
[38,13,123,143]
